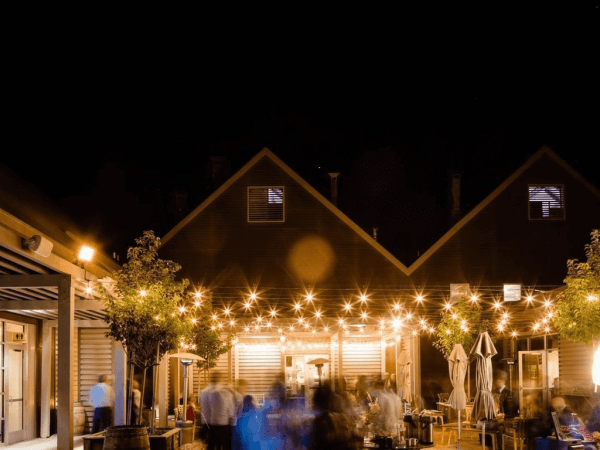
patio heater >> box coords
[307,358,330,387]
[170,352,204,423]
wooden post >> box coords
[57,275,74,450]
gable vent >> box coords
[248,187,284,222]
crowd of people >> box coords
[198,372,406,450]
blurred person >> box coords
[259,377,288,450]
[131,379,142,425]
[308,382,355,450]
[201,372,236,450]
[88,374,115,433]
[234,395,261,450]
[355,375,370,407]
[586,392,600,433]
[231,379,249,450]
[493,369,519,418]
[385,373,397,395]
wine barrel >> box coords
[102,425,150,450]
[73,402,86,435]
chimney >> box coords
[328,172,340,206]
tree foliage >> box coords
[433,294,490,358]
[553,229,600,345]
[99,230,192,368]
[187,292,232,375]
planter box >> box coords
[82,427,181,450]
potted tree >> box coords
[86,231,192,450]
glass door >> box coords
[518,350,548,418]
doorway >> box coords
[518,349,559,416]
[1,321,28,445]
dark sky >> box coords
[4,105,599,265]
[3,3,598,262]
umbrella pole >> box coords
[482,421,485,450]
[457,409,461,450]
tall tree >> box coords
[553,229,600,345]
[99,230,192,429]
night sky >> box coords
[3,3,598,263]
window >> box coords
[528,185,565,220]
[248,187,284,222]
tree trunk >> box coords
[127,359,135,425]
[149,344,160,435]
[139,366,148,426]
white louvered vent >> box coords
[248,187,284,222]
[528,185,565,220]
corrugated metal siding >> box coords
[558,336,593,394]
[238,343,281,398]
[79,328,113,434]
[54,327,78,408]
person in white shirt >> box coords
[200,372,236,450]
[87,374,115,432]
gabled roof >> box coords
[162,146,410,274]
[406,145,600,274]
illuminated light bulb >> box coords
[304,323,310,329]
[324,327,329,332]
[406,313,413,320]
[446,329,451,335]
[266,321,271,328]
[493,302,502,310]
[393,319,402,328]
[281,346,286,352]
[544,299,551,308]
[297,317,304,324]
[195,292,202,299]
[511,331,518,337]
[256,316,263,323]
[344,303,352,312]
[497,324,504,331]
[230,320,236,326]
[244,326,250,332]
[444,303,452,310]
[452,313,457,320]
[278,328,283,334]
[542,318,548,324]
[311,329,316,334]
[502,312,509,320]
[224,308,230,316]
[361,312,368,320]
[85,286,93,294]
[420,319,426,326]
[254,325,260,331]
[412,330,418,336]
[155,315,160,321]
[526,295,533,302]
[547,312,554,319]
[250,293,257,301]
[360,327,364,333]
[218,323,223,329]
[212,314,218,320]
[429,327,435,333]
[393,303,401,311]
[315,311,322,318]
[270,310,277,317]
[280,336,286,342]
[360,294,368,302]
[471,295,478,302]
[338,318,345,325]
[342,324,347,330]
[179,306,186,313]
[140,290,147,297]
[191,318,197,324]
[294,303,301,311]
[588,294,598,302]
[306,293,313,301]
[545,327,550,333]
[210,325,216,331]
[416,294,424,302]
[289,325,295,331]
[244,302,252,310]
[194,300,201,307]
[533,323,540,330]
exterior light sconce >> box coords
[21,234,53,257]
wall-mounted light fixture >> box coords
[78,245,95,262]
[21,234,53,257]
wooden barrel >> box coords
[102,425,150,450]
[73,402,86,435]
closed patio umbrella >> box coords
[448,343,468,450]
[469,331,497,450]
[397,349,412,403]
